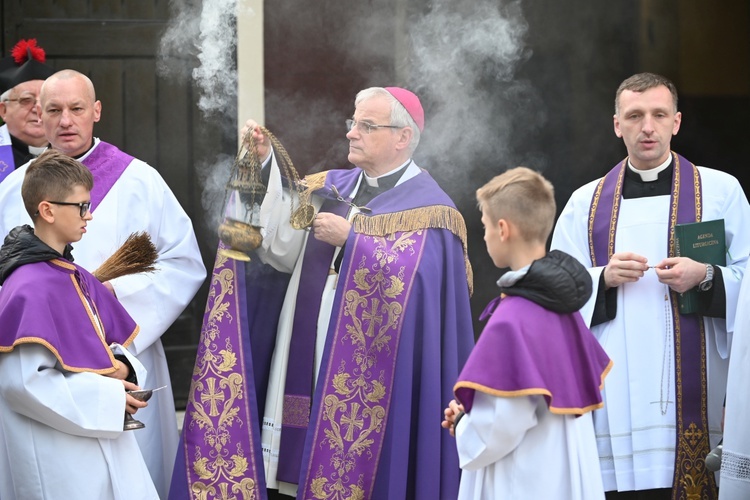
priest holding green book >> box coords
[551,72,750,499]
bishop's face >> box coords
[614,85,681,170]
[346,95,403,177]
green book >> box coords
[674,219,726,315]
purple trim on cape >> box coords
[0,144,14,183]
[0,259,138,372]
[80,141,134,212]
[588,153,717,498]
[455,295,611,415]
[170,247,267,500]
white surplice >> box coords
[720,272,750,499]
[551,165,750,492]
[0,139,207,499]
[0,344,158,500]
[456,392,604,500]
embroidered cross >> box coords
[200,377,226,417]
[362,299,383,337]
[341,402,365,441]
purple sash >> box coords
[588,153,717,498]
[80,141,133,212]
[299,228,427,499]
[176,247,265,499]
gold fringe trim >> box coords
[353,206,474,296]
[303,170,329,194]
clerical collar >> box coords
[73,138,97,160]
[362,159,412,187]
[28,145,46,156]
[627,155,672,182]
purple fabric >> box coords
[169,247,271,500]
[455,295,611,415]
[276,198,349,483]
[294,167,474,499]
[80,141,133,212]
[0,259,138,372]
[588,153,717,498]
[0,144,14,183]
[300,227,427,499]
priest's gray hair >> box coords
[355,87,421,153]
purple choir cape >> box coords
[0,259,139,372]
[171,166,475,500]
[455,295,612,416]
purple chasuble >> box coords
[0,259,138,372]
[80,141,134,212]
[588,152,717,499]
[455,295,612,415]
[294,167,474,500]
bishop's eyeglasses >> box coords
[345,119,402,135]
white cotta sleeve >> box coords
[256,150,321,273]
[455,391,538,471]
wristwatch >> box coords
[698,263,714,292]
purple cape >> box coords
[171,166,475,500]
[455,295,612,416]
[0,259,139,372]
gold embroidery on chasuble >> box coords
[307,230,425,500]
[188,253,257,500]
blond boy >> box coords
[443,167,612,499]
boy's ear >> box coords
[36,201,55,223]
[497,218,509,241]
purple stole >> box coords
[81,141,133,212]
[175,247,266,499]
[588,152,717,499]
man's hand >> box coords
[654,257,707,293]
[240,119,271,163]
[603,252,649,289]
[312,212,351,247]
[441,399,465,437]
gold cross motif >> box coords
[200,377,226,417]
[362,298,383,337]
[341,402,365,441]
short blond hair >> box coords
[476,166,556,243]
